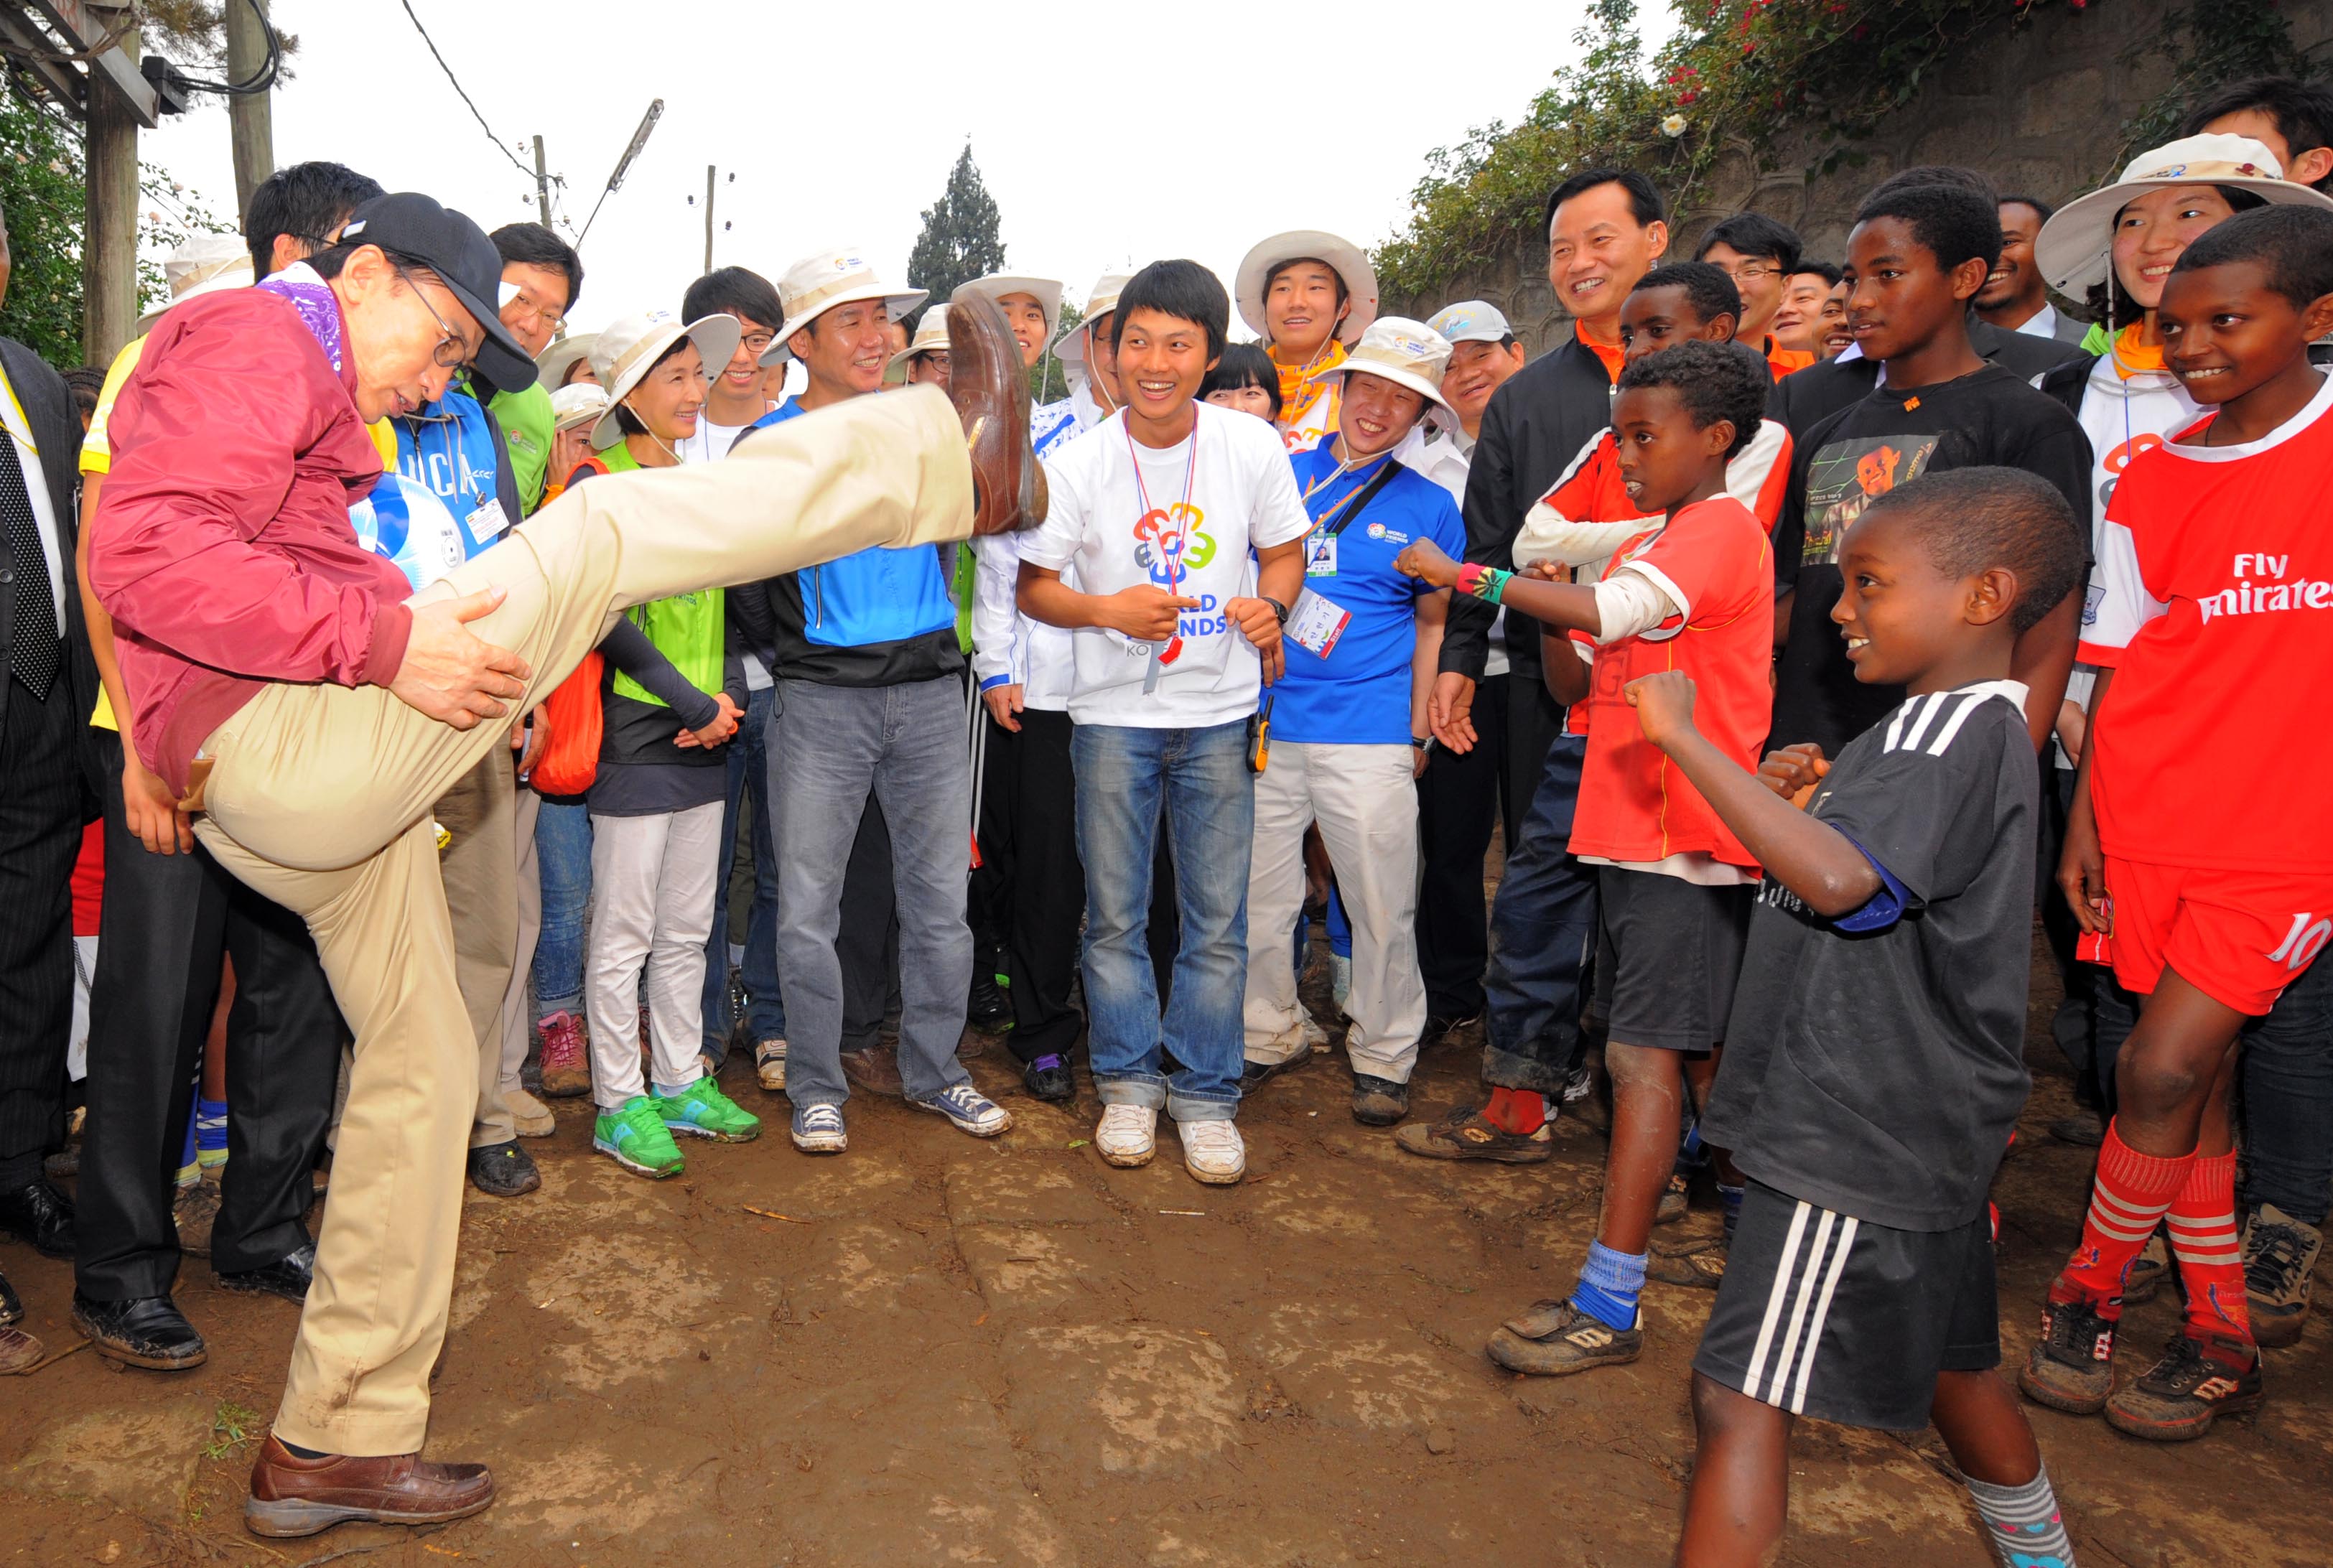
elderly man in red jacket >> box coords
[90,192,1035,1540]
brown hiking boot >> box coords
[174,1177,221,1258]
[1392,1104,1552,1164]
[946,286,1045,534]
[2242,1204,2322,1349]
[1647,1233,1728,1289]
[246,1434,495,1538]
[535,1010,591,1098]
[840,1042,905,1098]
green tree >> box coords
[0,93,90,368]
[1030,297,1081,405]
[907,144,1006,325]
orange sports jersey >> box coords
[1565,495,1775,867]
[2087,374,2333,872]
[1764,336,1818,380]
[1512,417,1794,585]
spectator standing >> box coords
[1234,230,1379,454]
[1695,213,1817,379]
[1975,195,2088,345]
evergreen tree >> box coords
[906,144,1005,326]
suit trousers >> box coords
[977,707,1086,1062]
[76,728,345,1298]
[1415,672,1510,1021]
[0,674,83,1177]
[186,386,974,1455]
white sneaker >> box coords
[1179,1119,1247,1185]
[505,1086,556,1139]
[1299,1010,1330,1054]
[755,1037,788,1092]
[1094,1103,1158,1167]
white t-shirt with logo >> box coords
[1020,401,1312,729]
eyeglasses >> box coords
[506,288,567,335]
[1712,261,1782,281]
[740,330,776,355]
[396,266,473,369]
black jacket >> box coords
[1440,335,1619,681]
[1769,316,2090,439]
[1,336,101,796]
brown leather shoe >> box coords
[839,1042,905,1098]
[946,286,1046,535]
[0,1323,43,1375]
[246,1434,494,1539]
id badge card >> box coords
[1305,531,1338,577]
[467,495,513,544]
[1286,588,1352,658]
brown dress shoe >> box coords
[246,1434,494,1539]
[839,1042,905,1097]
[946,286,1046,535]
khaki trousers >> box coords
[191,387,972,1455]
[493,786,542,1110]
[432,750,519,1150]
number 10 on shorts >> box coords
[2269,911,2332,971]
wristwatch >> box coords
[1262,596,1292,625]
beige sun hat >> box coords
[136,232,253,332]
[886,302,951,375]
[1308,317,1453,412]
[1235,230,1380,346]
[1056,269,1139,364]
[2035,134,2333,294]
[536,332,600,390]
[549,381,609,434]
[762,248,928,366]
[586,309,742,449]
[959,274,1063,344]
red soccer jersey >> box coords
[1567,495,1774,867]
[2089,373,2333,872]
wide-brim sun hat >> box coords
[763,248,928,367]
[1235,230,1380,346]
[959,274,1064,346]
[887,302,951,375]
[2035,133,2333,294]
[536,332,599,390]
[549,382,609,434]
[1308,316,1454,414]
[587,310,742,449]
[136,232,253,333]
[1056,269,1139,364]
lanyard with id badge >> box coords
[1127,416,1200,695]
[1287,455,1402,661]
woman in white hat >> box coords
[1234,230,1381,454]
[887,303,952,391]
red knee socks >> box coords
[1483,1088,1546,1135]
[2166,1148,2253,1347]
[2053,1120,2192,1318]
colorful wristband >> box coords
[1456,564,1509,605]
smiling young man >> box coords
[482,223,583,515]
[1696,212,1816,380]
[1769,260,1839,358]
[1415,168,1666,1165]
[1235,232,1380,453]
[1974,196,2087,347]
[1016,260,1310,1184]
[2184,75,2333,193]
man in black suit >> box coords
[0,197,102,1371]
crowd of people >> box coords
[0,68,2329,1564]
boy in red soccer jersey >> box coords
[2024,205,2333,1439]
[1399,339,1774,1376]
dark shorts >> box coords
[1591,866,1752,1052]
[1692,1180,2000,1431]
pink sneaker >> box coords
[536,1010,591,1099]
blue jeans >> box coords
[530,799,593,1016]
[1072,719,1252,1121]
[699,683,784,1063]
[1481,734,1599,1094]
[2238,943,2333,1225]
[769,677,972,1108]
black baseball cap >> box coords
[335,192,539,393]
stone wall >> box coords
[1385,0,2333,352]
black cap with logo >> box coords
[335,192,539,393]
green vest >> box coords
[490,381,556,514]
[598,443,728,706]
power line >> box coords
[396,0,534,181]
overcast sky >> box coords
[131,0,1652,341]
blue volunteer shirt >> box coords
[1272,444,1467,745]
[360,388,515,591]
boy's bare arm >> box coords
[1397,539,1603,637]
[1626,672,1881,917]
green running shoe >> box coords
[656,1076,762,1142]
[594,1096,685,1178]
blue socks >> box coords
[1570,1240,1647,1331]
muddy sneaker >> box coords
[173,1177,222,1258]
[2243,1204,2322,1350]
[1393,1105,1553,1164]
[2122,1229,2171,1305]
[505,1086,557,1138]
[2018,1296,2118,1414]
[466,1142,540,1198]
[1655,1171,1690,1226]
[1648,1233,1728,1289]
[1023,1053,1075,1103]
[1485,1300,1642,1376]
[755,1037,788,1093]
[536,1010,591,1098]
[791,1102,847,1155]
[1351,1075,1410,1127]
[593,1096,685,1178]
[912,1083,1013,1138]
[656,1078,761,1142]
[1095,1103,1158,1167]
[1179,1119,1247,1185]
[2104,1332,2263,1440]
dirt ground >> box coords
[4,922,2329,1567]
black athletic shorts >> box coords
[1692,1180,2000,1431]
[1591,866,1752,1052]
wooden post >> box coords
[703,164,715,274]
[82,29,140,363]
[223,0,274,218]
[534,136,554,226]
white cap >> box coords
[1310,317,1453,412]
[2035,133,2333,293]
[887,302,950,375]
[587,310,743,449]
[136,233,253,332]
[764,248,928,366]
[1235,230,1380,345]
[549,382,609,434]
[1056,269,1139,364]
[1426,301,1512,345]
[959,274,1064,345]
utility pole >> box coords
[533,135,554,226]
[703,164,716,274]
[223,0,275,216]
[83,19,141,362]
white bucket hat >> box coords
[549,381,609,434]
[1309,317,1453,412]
[587,310,742,449]
[535,332,599,391]
[1235,230,1380,346]
[136,232,253,332]
[763,248,928,366]
[1427,300,1513,345]
[1056,269,1138,364]
[2035,134,2333,294]
[959,274,1063,345]
[887,303,951,375]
